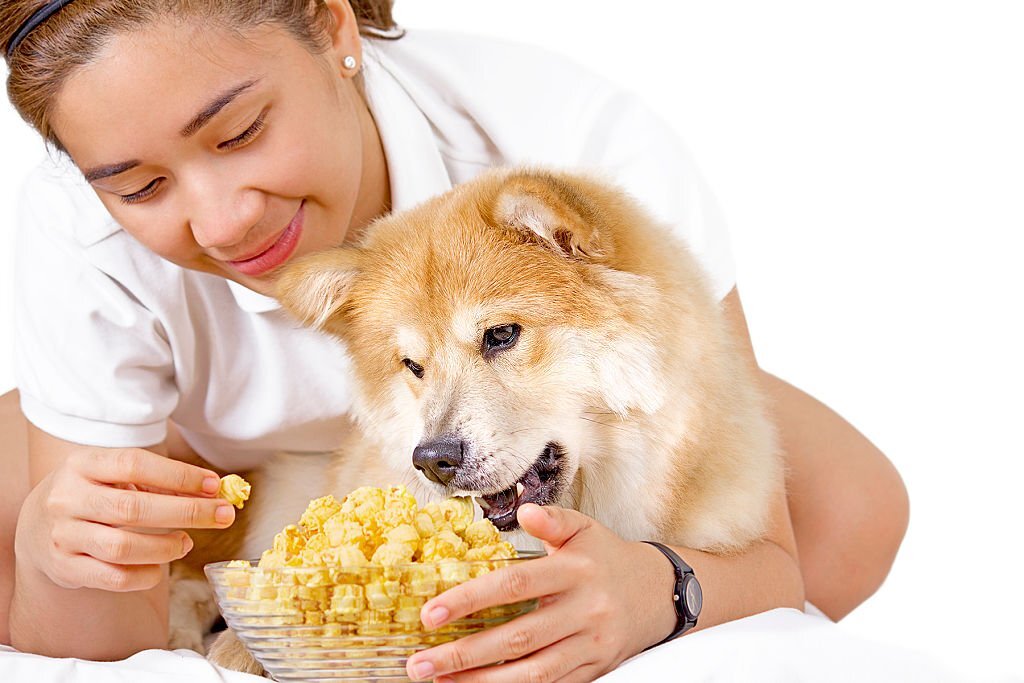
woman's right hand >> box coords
[17,446,235,592]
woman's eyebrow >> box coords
[83,160,140,183]
[81,78,263,183]
[179,78,262,138]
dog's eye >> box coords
[482,323,521,357]
[402,358,424,379]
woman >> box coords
[0,1,909,680]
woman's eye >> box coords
[119,178,163,205]
[402,358,424,379]
[218,112,266,150]
[482,323,521,357]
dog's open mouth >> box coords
[477,442,565,531]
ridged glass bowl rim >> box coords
[205,549,546,579]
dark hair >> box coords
[1,0,400,149]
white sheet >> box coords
[0,608,967,682]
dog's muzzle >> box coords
[412,435,465,486]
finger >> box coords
[516,504,593,553]
[73,448,222,497]
[83,523,194,565]
[436,634,589,683]
[420,555,574,629]
[407,601,581,679]
[84,486,235,530]
[51,554,165,592]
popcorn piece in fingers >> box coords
[218,474,251,509]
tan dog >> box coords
[276,167,782,549]
[177,167,782,671]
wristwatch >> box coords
[641,541,702,649]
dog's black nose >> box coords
[413,436,465,486]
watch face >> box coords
[683,575,703,617]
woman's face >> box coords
[50,13,389,296]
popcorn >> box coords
[394,595,427,626]
[273,525,306,556]
[338,486,386,525]
[417,496,474,535]
[465,540,517,562]
[378,485,419,528]
[399,564,438,597]
[299,495,342,533]
[323,516,365,549]
[438,560,471,588]
[223,559,251,587]
[463,519,501,548]
[330,584,365,621]
[420,529,468,562]
[218,474,251,509]
[384,523,420,551]
[321,544,367,567]
[225,484,518,635]
[372,542,415,566]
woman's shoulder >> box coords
[369,28,600,81]
[15,157,211,315]
[19,156,122,247]
[364,29,639,165]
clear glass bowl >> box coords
[206,551,543,681]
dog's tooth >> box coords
[475,496,491,510]
[515,482,525,498]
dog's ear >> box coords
[275,248,362,330]
[491,171,608,261]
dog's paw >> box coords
[168,561,223,654]
[167,623,207,654]
[207,629,267,677]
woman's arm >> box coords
[11,427,175,658]
[403,287,909,681]
[403,496,804,682]
[721,289,910,620]
[762,371,909,619]
[0,390,30,646]
[10,424,230,659]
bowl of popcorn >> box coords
[206,483,541,681]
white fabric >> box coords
[14,28,736,466]
[0,609,968,682]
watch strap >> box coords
[641,540,699,649]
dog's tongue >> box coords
[481,486,518,522]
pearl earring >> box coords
[343,55,357,70]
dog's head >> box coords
[277,169,668,530]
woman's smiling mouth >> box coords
[227,202,305,277]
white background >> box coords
[2,1,1022,679]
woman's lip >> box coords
[227,203,305,277]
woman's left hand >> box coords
[405,504,677,682]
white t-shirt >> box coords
[14,30,735,470]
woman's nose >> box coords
[184,174,265,251]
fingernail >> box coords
[182,535,194,555]
[427,606,449,627]
[215,505,235,525]
[202,477,221,495]
[409,660,434,680]
[520,503,549,522]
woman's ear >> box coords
[275,248,362,330]
[322,0,363,76]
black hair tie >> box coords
[6,0,78,59]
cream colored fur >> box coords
[177,168,782,674]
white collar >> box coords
[228,40,452,313]
[226,280,280,312]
